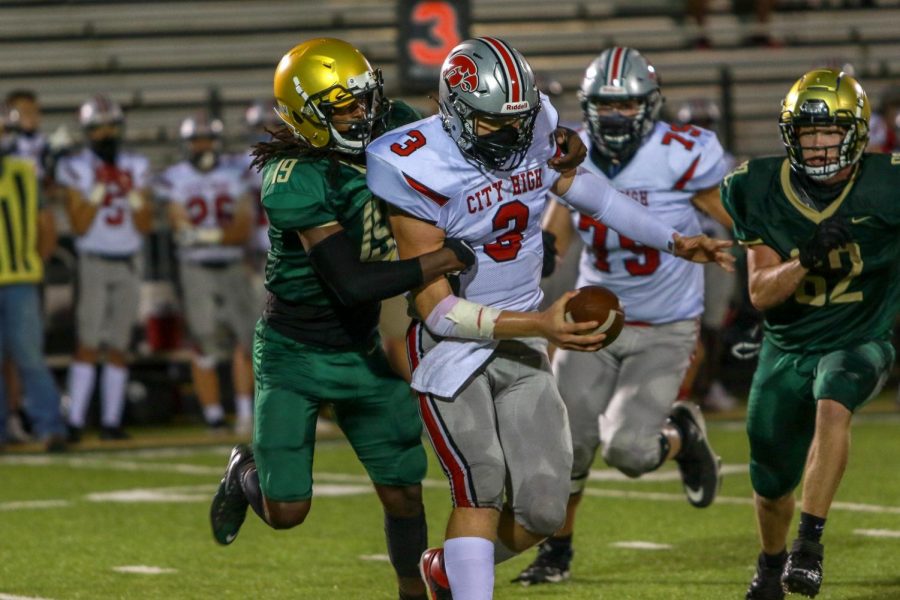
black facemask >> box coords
[91,136,120,164]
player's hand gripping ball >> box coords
[564,286,625,348]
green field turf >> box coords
[1,414,899,599]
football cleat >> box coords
[746,553,786,600]
[99,426,130,441]
[210,444,254,545]
[669,400,722,508]
[419,548,452,600]
[511,540,572,586]
[782,538,824,597]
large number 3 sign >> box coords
[397,0,470,92]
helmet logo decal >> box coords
[799,99,829,116]
[445,55,479,92]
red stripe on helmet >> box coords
[481,37,522,103]
[609,47,626,86]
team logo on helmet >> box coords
[444,55,479,92]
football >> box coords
[564,285,625,347]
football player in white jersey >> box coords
[514,47,734,586]
[366,37,733,600]
[156,113,255,434]
[56,94,153,441]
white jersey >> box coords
[571,121,728,323]
[368,94,562,397]
[56,147,149,256]
[155,160,249,263]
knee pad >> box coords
[515,473,568,536]
[602,437,662,479]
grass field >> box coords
[2,411,900,599]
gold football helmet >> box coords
[273,38,386,154]
[779,68,870,180]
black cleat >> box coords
[782,538,824,597]
[669,400,722,508]
[100,426,131,440]
[511,540,573,586]
[66,425,82,444]
[746,552,786,600]
[210,444,254,545]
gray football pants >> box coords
[554,319,698,491]
[412,330,573,537]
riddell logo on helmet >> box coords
[502,101,530,112]
[445,55,479,92]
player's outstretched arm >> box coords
[690,185,734,229]
[299,221,473,307]
[390,210,604,351]
[540,198,576,278]
[672,234,735,271]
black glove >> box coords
[443,237,477,270]
[798,216,851,270]
[541,230,558,278]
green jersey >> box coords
[260,100,422,346]
[722,154,900,353]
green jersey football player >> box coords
[723,68,900,600]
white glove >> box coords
[127,190,145,211]
[177,227,223,247]
[88,183,107,206]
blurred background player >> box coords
[515,47,730,586]
[0,102,66,452]
[674,97,740,412]
[156,113,255,434]
[56,94,153,441]
[726,68,900,599]
[3,90,47,443]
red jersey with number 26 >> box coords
[572,121,727,323]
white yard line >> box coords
[112,566,177,575]
[0,594,56,600]
[854,528,900,538]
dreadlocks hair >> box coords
[250,125,353,186]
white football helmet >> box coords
[78,94,124,129]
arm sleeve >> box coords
[54,156,79,189]
[132,155,151,190]
[307,229,424,306]
[559,167,678,252]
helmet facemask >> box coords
[444,94,540,171]
[584,91,661,163]
[780,104,867,181]
[288,68,387,155]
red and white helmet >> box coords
[438,37,541,170]
[78,94,124,129]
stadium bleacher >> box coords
[2,0,899,165]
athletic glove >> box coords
[88,182,107,206]
[541,230,558,278]
[798,216,851,270]
[177,227,223,247]
[442,237,477,271]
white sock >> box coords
[444,537,494,600]
[235,394,253,419]
[67,362,96,428]
[494,539,519,565]
[203,403,225,424]
[100,364,128,428]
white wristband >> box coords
[425,295,501,340]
